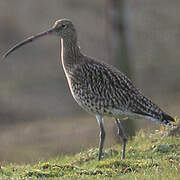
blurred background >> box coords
[0,0,179,163]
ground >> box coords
[0,126,179,179]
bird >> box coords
[2,19,175,160]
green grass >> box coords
[0,128,179,180]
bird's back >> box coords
[64,55,174,126]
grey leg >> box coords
[96,114,106,160]
[115,118,127,159]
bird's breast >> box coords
[63,72,122,116]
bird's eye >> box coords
[61,24,66,29]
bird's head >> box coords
[2,19,77,59]
[52,19,76,38]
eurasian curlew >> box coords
[3,19,175,160]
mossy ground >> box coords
[0,126,179,179]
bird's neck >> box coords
[60,38,81,71]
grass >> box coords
[0,127,179,179]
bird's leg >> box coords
[115,118,127,159]
[96,115,106,160]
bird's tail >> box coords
[161,113,175,126]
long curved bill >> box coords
[2,27,55,59]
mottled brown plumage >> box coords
[3,19,175,160]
